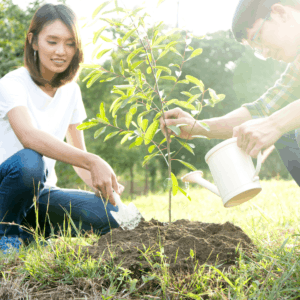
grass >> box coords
[1,178,300,299]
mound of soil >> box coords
[83,219,256,276]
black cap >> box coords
[232,0,279,42]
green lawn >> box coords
[0,179,300,299]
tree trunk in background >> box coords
[130,165,134,197]
[150,165,157,193]
[144,165,149,195]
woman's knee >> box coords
[16,149,46,190]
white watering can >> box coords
[181,137,262,208]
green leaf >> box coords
[171,172,178,196]
[187,48,203,60]
[178,80,189,84]
[82,70,97,83]
[217,94,226,102]
[176,139,194,155]
[112,102,122,117]
[153,35,167,46]
[144,120,159,145]
[99,35,112,43]
[187,94,202,104]
[147,67,152,74]
[169,47,182,57]
[169,63,181,69]
[175,101,196,110]
[93,26,107,44]
[94,127,106,139]
[143,151,160,166]
[135,136,144,146]
[160,76,177,82]
[153,66,171,75]
[178,186,191,201]
[126,112,133,129]
[76,121,98,130]
[104,131,119,142]
[96,114,110,125]
[153,111,163,121]
[160,137,167,144]
[181,91,193,98]
[130,60,144,70]
[121,132,133,144]
[148,145,156,153]
[167,125,180,136]
[165,99,178,107]
[113,85,135,90]
[165,41,179,49]
[127,48,144,64]
[113,115,118,127]
[122,28,137,43]
[86,72,103,88]
[174,159,197,171]
[157,49,169,60]
[119,60,124,75]
[110,97,122,112]
[157,0,166,7]
[99,102,106,119]
[92,44,103,59]
[142,119,148,131]
[197,121,210,131]
[96,48,112,59]
[185,75,204,92]
[100,77,116,83]
[92,1,110,19]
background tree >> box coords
[0,0,42,78]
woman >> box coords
[0,3,123,252]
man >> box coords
[160,0,300,186]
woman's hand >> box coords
[232,117,283,158]
[89,156,122,206]
[159,107,201,142]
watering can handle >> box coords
[253,151,262,180]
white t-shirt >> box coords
[0,67,87,186]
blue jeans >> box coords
[0,149,119,242]
[275,130,300,186]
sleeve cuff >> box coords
[241,103,268,119]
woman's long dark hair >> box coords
[24,4,84,88]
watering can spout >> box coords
[181,171,220,197]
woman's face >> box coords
[33,20,76,81]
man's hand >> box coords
[159,107,202,142]
[232,117,282,158]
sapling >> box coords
[78,0,225,224]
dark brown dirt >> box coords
[83,218,256,277]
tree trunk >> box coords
[150,165,157,193]
[130,165,134,197]
[144,165,149,195]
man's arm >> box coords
[160,107,252,140]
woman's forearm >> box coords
[269,99,300,134]
[73,166,96,192]
[23,128,98,171]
